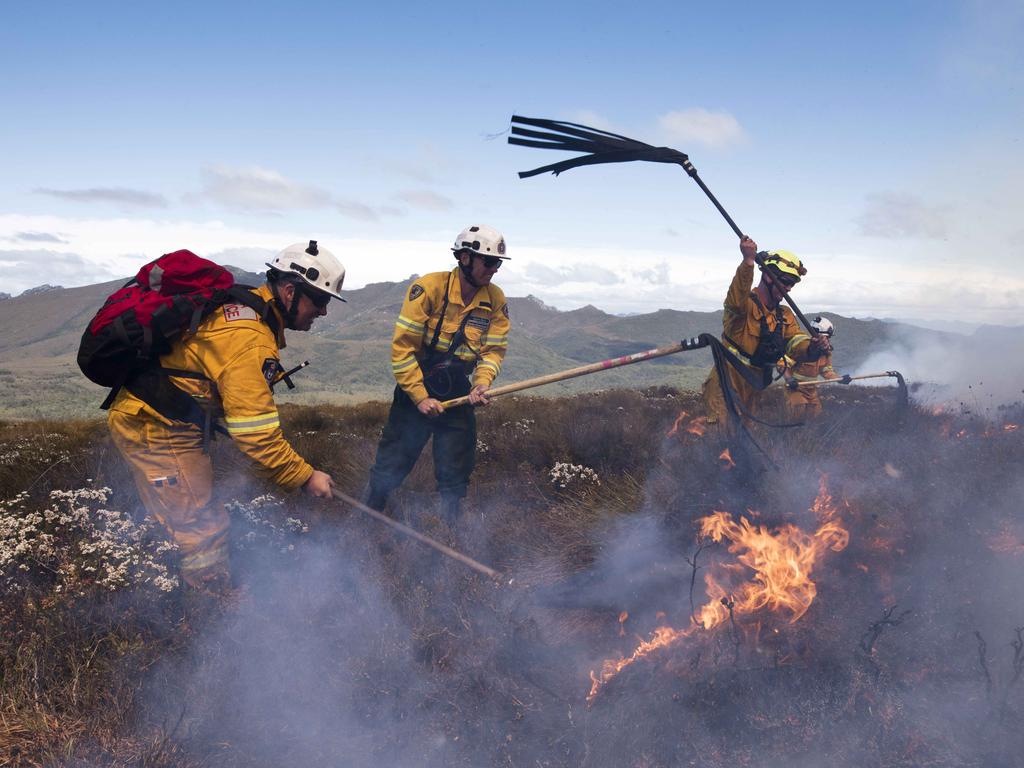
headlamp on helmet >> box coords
[266,240,347,302]
[452,224,509,261]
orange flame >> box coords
[1005,423,1019,432]
[988,526,1024,555]
[665,411,707,439]
[665,411,688,438]
[718,448,736,469]
[587,478,849,702]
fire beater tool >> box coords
[508,115,820,335]
[441,337,709,409]
[507,115,909,421]
[329,488,502,581]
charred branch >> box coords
[998,626,1024,721]
[1011,626,1024,689]
[860,605,912,655]
[975,631,994,697]
[722,596,741,663]
[686,541,708,627]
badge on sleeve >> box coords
[501,303,510,319]
[409,284,425,301]
[262,358,282,385]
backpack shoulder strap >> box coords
[227,285,281,338]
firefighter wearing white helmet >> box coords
[365,224,511,522]
[784,315,841,420]
[266,240,347,330]
[107,240,341,590]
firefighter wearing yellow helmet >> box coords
[107,241,343,590]
[783,315,841,419]
[702,236,828,423]
[364,225,511,521]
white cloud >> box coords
[524,262,622,286]
[200,165,384,221]
[34,187,168,208]
[856,192,951,239]
[658,109,746,149]
[634,262,670,285]
[201,165,333,213]
[0,214,1020,324]
[395,189,454,212]
[10,231,68,244]
[0,248,121,292]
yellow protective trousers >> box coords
[784,384,823,420]
[108,408,228,586]
[701,366,766,425]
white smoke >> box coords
[855,325,1024,414]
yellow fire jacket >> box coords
[391,269,510,403]
[790,353,838,382]
[722,262,811,371]
[108,284,314,490]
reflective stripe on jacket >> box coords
[721,262,810,370]
[391,269,510,403]
[791,354,839,382]
[109,283,314,490]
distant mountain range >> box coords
[0,269,976,419]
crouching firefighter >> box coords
[97,242,344,589]
[701,236,828,425]
[784,315,842,420]
[365,224,511,522]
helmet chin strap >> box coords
[271,281,305,330]
[458,253,482,288]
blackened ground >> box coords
[2,386,1022,767]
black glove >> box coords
[786,379,799,390]
[841,374,852,384]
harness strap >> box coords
[426,273,453,353]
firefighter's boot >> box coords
[364,485,389,512]
[439,494,462,524]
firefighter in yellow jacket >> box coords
[702,236,828,424]
[365,224,511,521]
[784,316,841,419]
[107,241,342,588]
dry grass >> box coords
[1,387,1022,767]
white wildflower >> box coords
[548,462,602,490]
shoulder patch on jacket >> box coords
[409,284,425,301]
[223,303,258,322]
[262,358,282,385]
[501,303,509,319]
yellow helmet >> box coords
[760,249,806,284]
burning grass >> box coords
[1,386,1023,767]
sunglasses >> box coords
[476,254,503,270]
[306,289,331,309]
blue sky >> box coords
[1,0,1021,326]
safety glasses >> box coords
[477,254,503,270]
[307,290,331,309]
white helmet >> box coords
[266,240,346,301]
[451,225,509,260]
[811,316,834,336]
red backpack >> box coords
[77,250,276,415]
